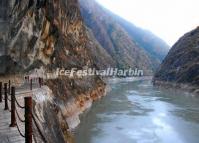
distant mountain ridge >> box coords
[79,0,170,74]
[154,26,199,93]
[115,17,169,61]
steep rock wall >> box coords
[154,27,199,94]
[0,0,107,142]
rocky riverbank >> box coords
[153,80,199,96]
[32,78,107,143]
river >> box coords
[74,78,199,143]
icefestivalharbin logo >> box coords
[55,68,144,77]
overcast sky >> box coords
[96,0,199,46]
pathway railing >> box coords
[0,78,47,143]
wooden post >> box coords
[39,78,41,88]
[10,86,16,127]
[4,83,8,110]
[8,80,11,95]
[0,82,2,102]
[25,97,32,143]
[30,79,32,90]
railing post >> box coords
[8,80,11,95]
[0,82,2,102]
[10,86,16,127]
[4,83,8,110]
[25,97,32,143]
[39,78,41,88]
[30,79,32,90]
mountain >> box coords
[114,16,170,63]
[79,0,170,73]
[154,27,199,93]
[0,0,170,142]
[0,0,107,142]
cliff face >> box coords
[4,0,92,72]
[0,0,106,142]
[154,27,199,92]
[0,0,170,142]
[79,0,169,73]
[0,0,12,55]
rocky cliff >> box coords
[0,0,107,142]
[154,27,199,94]
[0,0,170,142]
[79,0,169,73]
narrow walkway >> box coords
[0,100,24,143]
[0,83,39,143]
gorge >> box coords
[0,0,198,143]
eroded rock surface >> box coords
[0,0,107,142]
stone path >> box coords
[0,83,39,143]
[0,101,24,143]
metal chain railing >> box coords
[0,78,46,143]
[15,106,25,123]
[14,95,25,109]
[16,121,25,138]
[32,114,48,143]
[11,86,29,140]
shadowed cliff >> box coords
[154,27,199,93]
